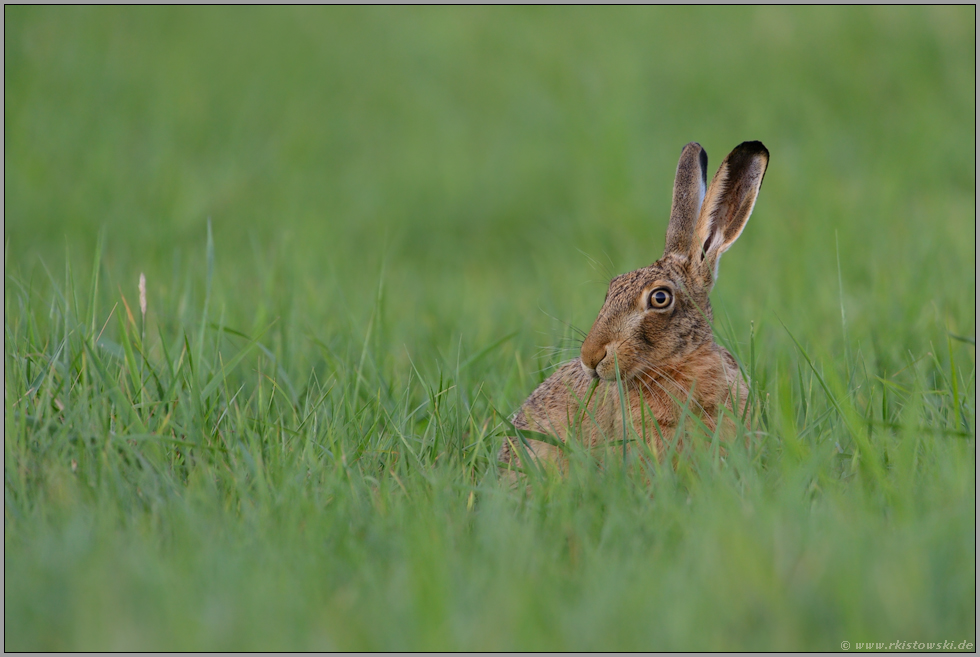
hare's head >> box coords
[580,141,769,382]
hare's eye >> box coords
[649,288,673,309]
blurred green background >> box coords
[4,6,975,651]
[7,6,973,346]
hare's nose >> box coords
[580,337,608,373]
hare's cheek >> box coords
[639,316,668,347]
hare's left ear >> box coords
[691,141,769,288]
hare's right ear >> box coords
[663,142,709,257]
[689,141,769,288]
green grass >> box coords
[4,6,976,651]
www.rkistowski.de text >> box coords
[841,640,974,651]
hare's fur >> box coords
[500,141,769,472]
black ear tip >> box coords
[738,140,769,159]
[698,148,708,183]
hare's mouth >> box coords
[580,360,599,379]
[581,339,636,381]
[588,354,639,382]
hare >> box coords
[500,141,769,473]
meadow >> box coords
[4,6,976,650]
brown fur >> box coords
[499,141,769,475]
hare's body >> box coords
[507,341,746,456]
[500,141,768,472]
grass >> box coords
[4,6,976,651]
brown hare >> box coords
[500,141,769,473]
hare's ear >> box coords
[690,141,769,287]
[663,142,709,257]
